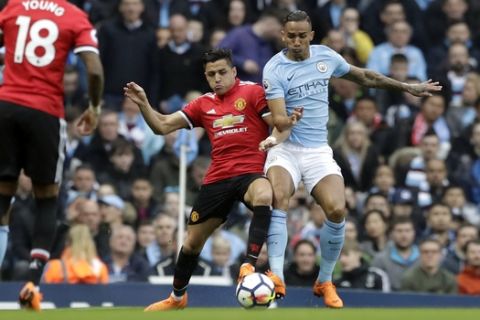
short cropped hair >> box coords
[202,48,233,68]
[283,10,311,26]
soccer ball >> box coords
[236,273,275,308]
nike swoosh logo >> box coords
[287,73,295,81]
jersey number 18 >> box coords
[14,15,59,67]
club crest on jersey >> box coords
[316,62,328,73]
[190,211,200,223]
[263,80,270,90]
[213,114,245,129]
[234,98,247,111]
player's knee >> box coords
[252,189,272,206]
[325,204,347,223]
[183,237,204,255]
[272,188,290,209]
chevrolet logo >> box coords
[213,114,245,129]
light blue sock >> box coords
[318,219,345,283]
[267,209,288,282]
[0,226,9,268]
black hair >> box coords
[283,10,311,26]
[293,239,316,254]
[390,53,408,65]
[202,48,234,68]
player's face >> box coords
[282,21,314,61]
[204,59,237,95]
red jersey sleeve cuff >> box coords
[179,110,194,129]
[73,46,99,55]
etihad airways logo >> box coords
[288,78,328,98]
[213,114,245,129]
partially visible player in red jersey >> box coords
[124,48,301,311]
[0,0,104,311]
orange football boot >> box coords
[265,270,286,299]
[237,263,255,283]
[313,281,343,308]
[144,293,188,311]
[18,282,43,311]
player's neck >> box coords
[286,49,310,62]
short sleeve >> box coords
[72,11,99,55]
[262,62,285,100]
[251,84,268,114]
[331,49,351,78]
[181,97,203,128]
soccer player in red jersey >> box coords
[0,0,104,311]
[124,48,301,311]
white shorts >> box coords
[264,142,343,194]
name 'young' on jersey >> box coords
[0,0,98,118]
[180,79,270,184]
[263,45,350,148]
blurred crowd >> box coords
[1,0,480,295]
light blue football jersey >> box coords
[263,45,350,147]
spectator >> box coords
[360,210,389,260]
[105,225,151,282]
[80,111,144,174]
[417,159,450,209]
[424,203,455,248]
[219,9,282,83]
[457,239,480,295]
[145,214,176,266]
[338,7,374,65]
[404,129,440,188]
[129,178,160,223]
[97,139,147,200]
[336,240,391,292]
[98,0,157,109]
[366,20,427,81]
[135,219,156,257]
[98,194,126,231]
[372,217,419,290]
[284,240,320,287]
[369,165,396,200]
[209,236,233,277]
[443,224,479,274]
[156,14,207,110]
[442,185,480,227]
[401,238,457,294]
[333,121,380,192]
[363,193,392,220]
[411,95,450,157]
[43,225,109,284]
[144,0,191,28]
[117,97,165,165]
[65,164,98,205]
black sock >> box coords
[29,197,58,285]
[246,206,271,265]
[0,194,13,222]
[172,247,199,297]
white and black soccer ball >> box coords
[236,273,275,309]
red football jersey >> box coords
[181,79,270,184]
[0,0,98,118]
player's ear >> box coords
[309,30,315,41]
[281,29,286,43]
[232,66,237,78]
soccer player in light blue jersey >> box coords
[260,10,442,308]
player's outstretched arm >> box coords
[342,65,442,97]
[77,51,104,136]
[124,82,188,135]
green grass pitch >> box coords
[1,308,480,320]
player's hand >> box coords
[289,106,304,125]
[407,79,442,97]
[124,82,149,108]
[259,136,278,152]
[76,106,100,136]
